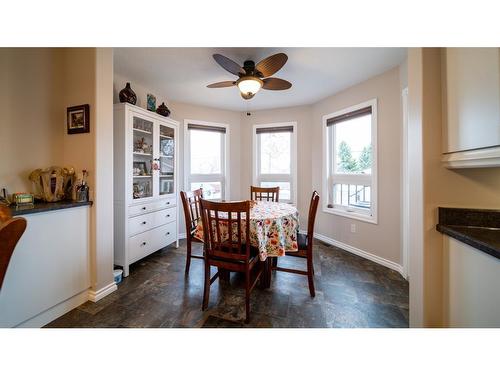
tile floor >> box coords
[46,239,409,328]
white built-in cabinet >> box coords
[442,48,500,168]
[113,103,178,276]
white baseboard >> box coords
[15,289,90,328]
[178,232,187,239]
[303,230,405,277]
[88,282,117,303]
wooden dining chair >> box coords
[180,188,204,274]
[250,186,280,202]
[273,191,319,297]
[200,199,263,324]
[0,211,27,289]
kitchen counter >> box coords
[10,200,92,216]
[436,207,500,260]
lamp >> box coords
[237,76,263,98]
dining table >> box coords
[193,200,300,287]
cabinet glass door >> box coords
[158,123,175,195]
[132,116,154,200]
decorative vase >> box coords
[156,102,171,117]
[119,82,137,105]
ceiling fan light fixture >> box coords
[237,76,263,97]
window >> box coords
[253,122,297,203]
[323,99,377,223]
[184,120,229,200]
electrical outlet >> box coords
[350,223,356,233]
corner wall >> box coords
[239,105,313,219]
[311,67,404,267]
[0,48,64,193]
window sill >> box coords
[323,206,378,224]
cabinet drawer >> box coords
[153,221,176,250]
[128,230,155,263]
[129,198,176,217]
[128,222,176,263]
[128,207,176,236]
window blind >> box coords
[326,106,372,127]
[188,123,226,133]
[255,125,294,134]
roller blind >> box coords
[255,125,294,134]
[326,106,372,127]
[188,123,226,133]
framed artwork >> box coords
[67,104,90,134]
[147,94,156,112]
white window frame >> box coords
[184,119,230,200]
[322,99,378,224]
[252,122,297,204]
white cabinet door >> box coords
[443,48,500,153]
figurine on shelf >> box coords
[134,137,152,154]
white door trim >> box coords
[402,87,409,280]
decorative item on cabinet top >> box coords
[156,102,171,117]
[147,93,156,112]
[29,166,75,202]
[119,82,137,105]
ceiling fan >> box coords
[207,53,292,100]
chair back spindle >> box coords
[200,199,251,263]
[180,188,203,236]
[250,186,280,202]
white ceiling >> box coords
[114,48,407,112]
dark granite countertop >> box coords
[10,200,93,216]
[436,207,500,260]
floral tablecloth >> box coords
[193,201,299,261]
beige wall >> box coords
[311,67,404,265]
[0,48,64,193]
[1,48,115,297]
[61,48,96,198]
[239,105,312,219]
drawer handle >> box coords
[166,232,170,235]
[142,207,146,210]
[142,221,147,225]
[166,214,170,218]
[141,241,147,246]
[166,201,170,205]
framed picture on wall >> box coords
[67,104,90,134]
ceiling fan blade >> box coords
[207,81,236,88]
[262,78,292,90]
[213,54,245,76]
[255,53,288,77]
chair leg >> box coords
[272,257,278,269]
[307,256,315,298]
[185,238,192,275]
[202,261,210,310]
[245,271,251,324]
